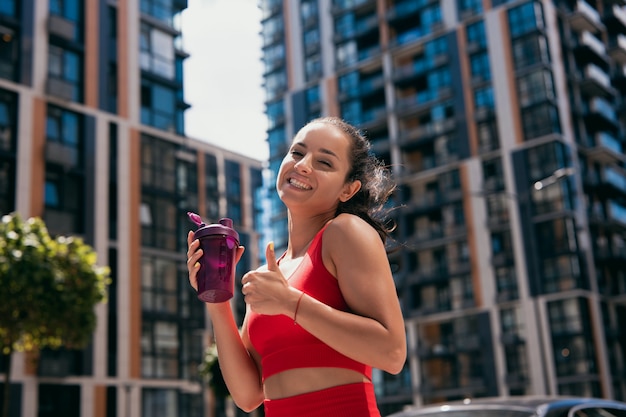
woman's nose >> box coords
[294,155,312,173]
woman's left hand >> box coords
[241,242,301,316]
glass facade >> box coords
[2,1,265,416]
[262,0,626,410]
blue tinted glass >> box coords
[0,102,8,125]
[0,0,16,16]
[50,0,62,14]
[45,181,60,207]
[153,85,175,114]
[65,0,79,21]
[46,116,60,141]
[64,51,80,82]
[62,112,79,145]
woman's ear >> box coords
[339,180,362,202]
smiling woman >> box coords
[181,0,267,160]
[186,117,406,417]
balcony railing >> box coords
[569,0,604,33]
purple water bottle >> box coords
[188,212,239,303]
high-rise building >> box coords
[260,0,626,414]
[0,0,264,416]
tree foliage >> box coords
[0,212,110,417]
[198,343,230,399]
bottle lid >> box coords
[192,216,239,242]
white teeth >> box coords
[289,178,312,190]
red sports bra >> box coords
[247,224,372,382]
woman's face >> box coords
[276,122,361,215]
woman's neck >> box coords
[285,213,333,260]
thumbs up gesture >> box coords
[241,242,295,315]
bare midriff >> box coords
[263,367,370,399]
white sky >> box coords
[181,0,269,161]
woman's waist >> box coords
[260,343,371,381]
[263,367,370,400]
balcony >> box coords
[604,166,626,194]
[46,77,75,101]
[395,87,453,117]
[568,0,604,33]
[584,96,619,131]
[613,64,626,94]
[393,54,449,87]
[48,14,76,41]
[604,4,626,34]
[386,0,421,23]
[332,0,375,15]
[607,200,626,227]
[584,132,624,164]
[578,63,615,97]
[608,34,626,65]
[46,141,78,168]
[398,118,457,148]
[573,31,608,65]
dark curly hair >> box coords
[307,117,397,243]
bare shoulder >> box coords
[323,213,385,261]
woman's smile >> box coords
[288,177,312,190]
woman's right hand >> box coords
[186,230,246,292]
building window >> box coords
[141,256,178,314]
[517,69,555,108]
[141,80,177,132]
[140,0,176,25]
[548,298,597,378]
[44,169,84,235]
[141,321,179,378]
[470,52,491,82]
[521,103,560,140]
[205,154,219,221]
[49,0,83,41]
[0,0,17,17]
[512,35,550,70]
[225,160,242,226]
[38,384,80,417]
[48,45,83,102]
[466,20,487,49]
[474,86,494,111]
[458,0,482,18]
[106,6,118,113]
[263,43,285,74]
[524,141,570,184]
[508,1,544,39]
[46,105,80,148]
[0,161,14,215]
[495,265,518,301]
[143,389,180,417]
[44,106,84,234]
[540,253,583,294]
[264,69,287,101]
[261,14,284,46]
[0,25,18,82]
[0,88,16,152]
[305,54,322,81]
[140,23,175,79]
[141,135,178,249]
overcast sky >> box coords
[181,0,269,161]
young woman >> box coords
[187,117,406,417]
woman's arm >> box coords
[294,214,407,374]
[187,232,264,411]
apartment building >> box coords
[0,0,264,416]
[259,0,626,414]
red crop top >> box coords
[247,224,372,382]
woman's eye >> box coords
[290,150,303,157]
[318,160,331,167]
